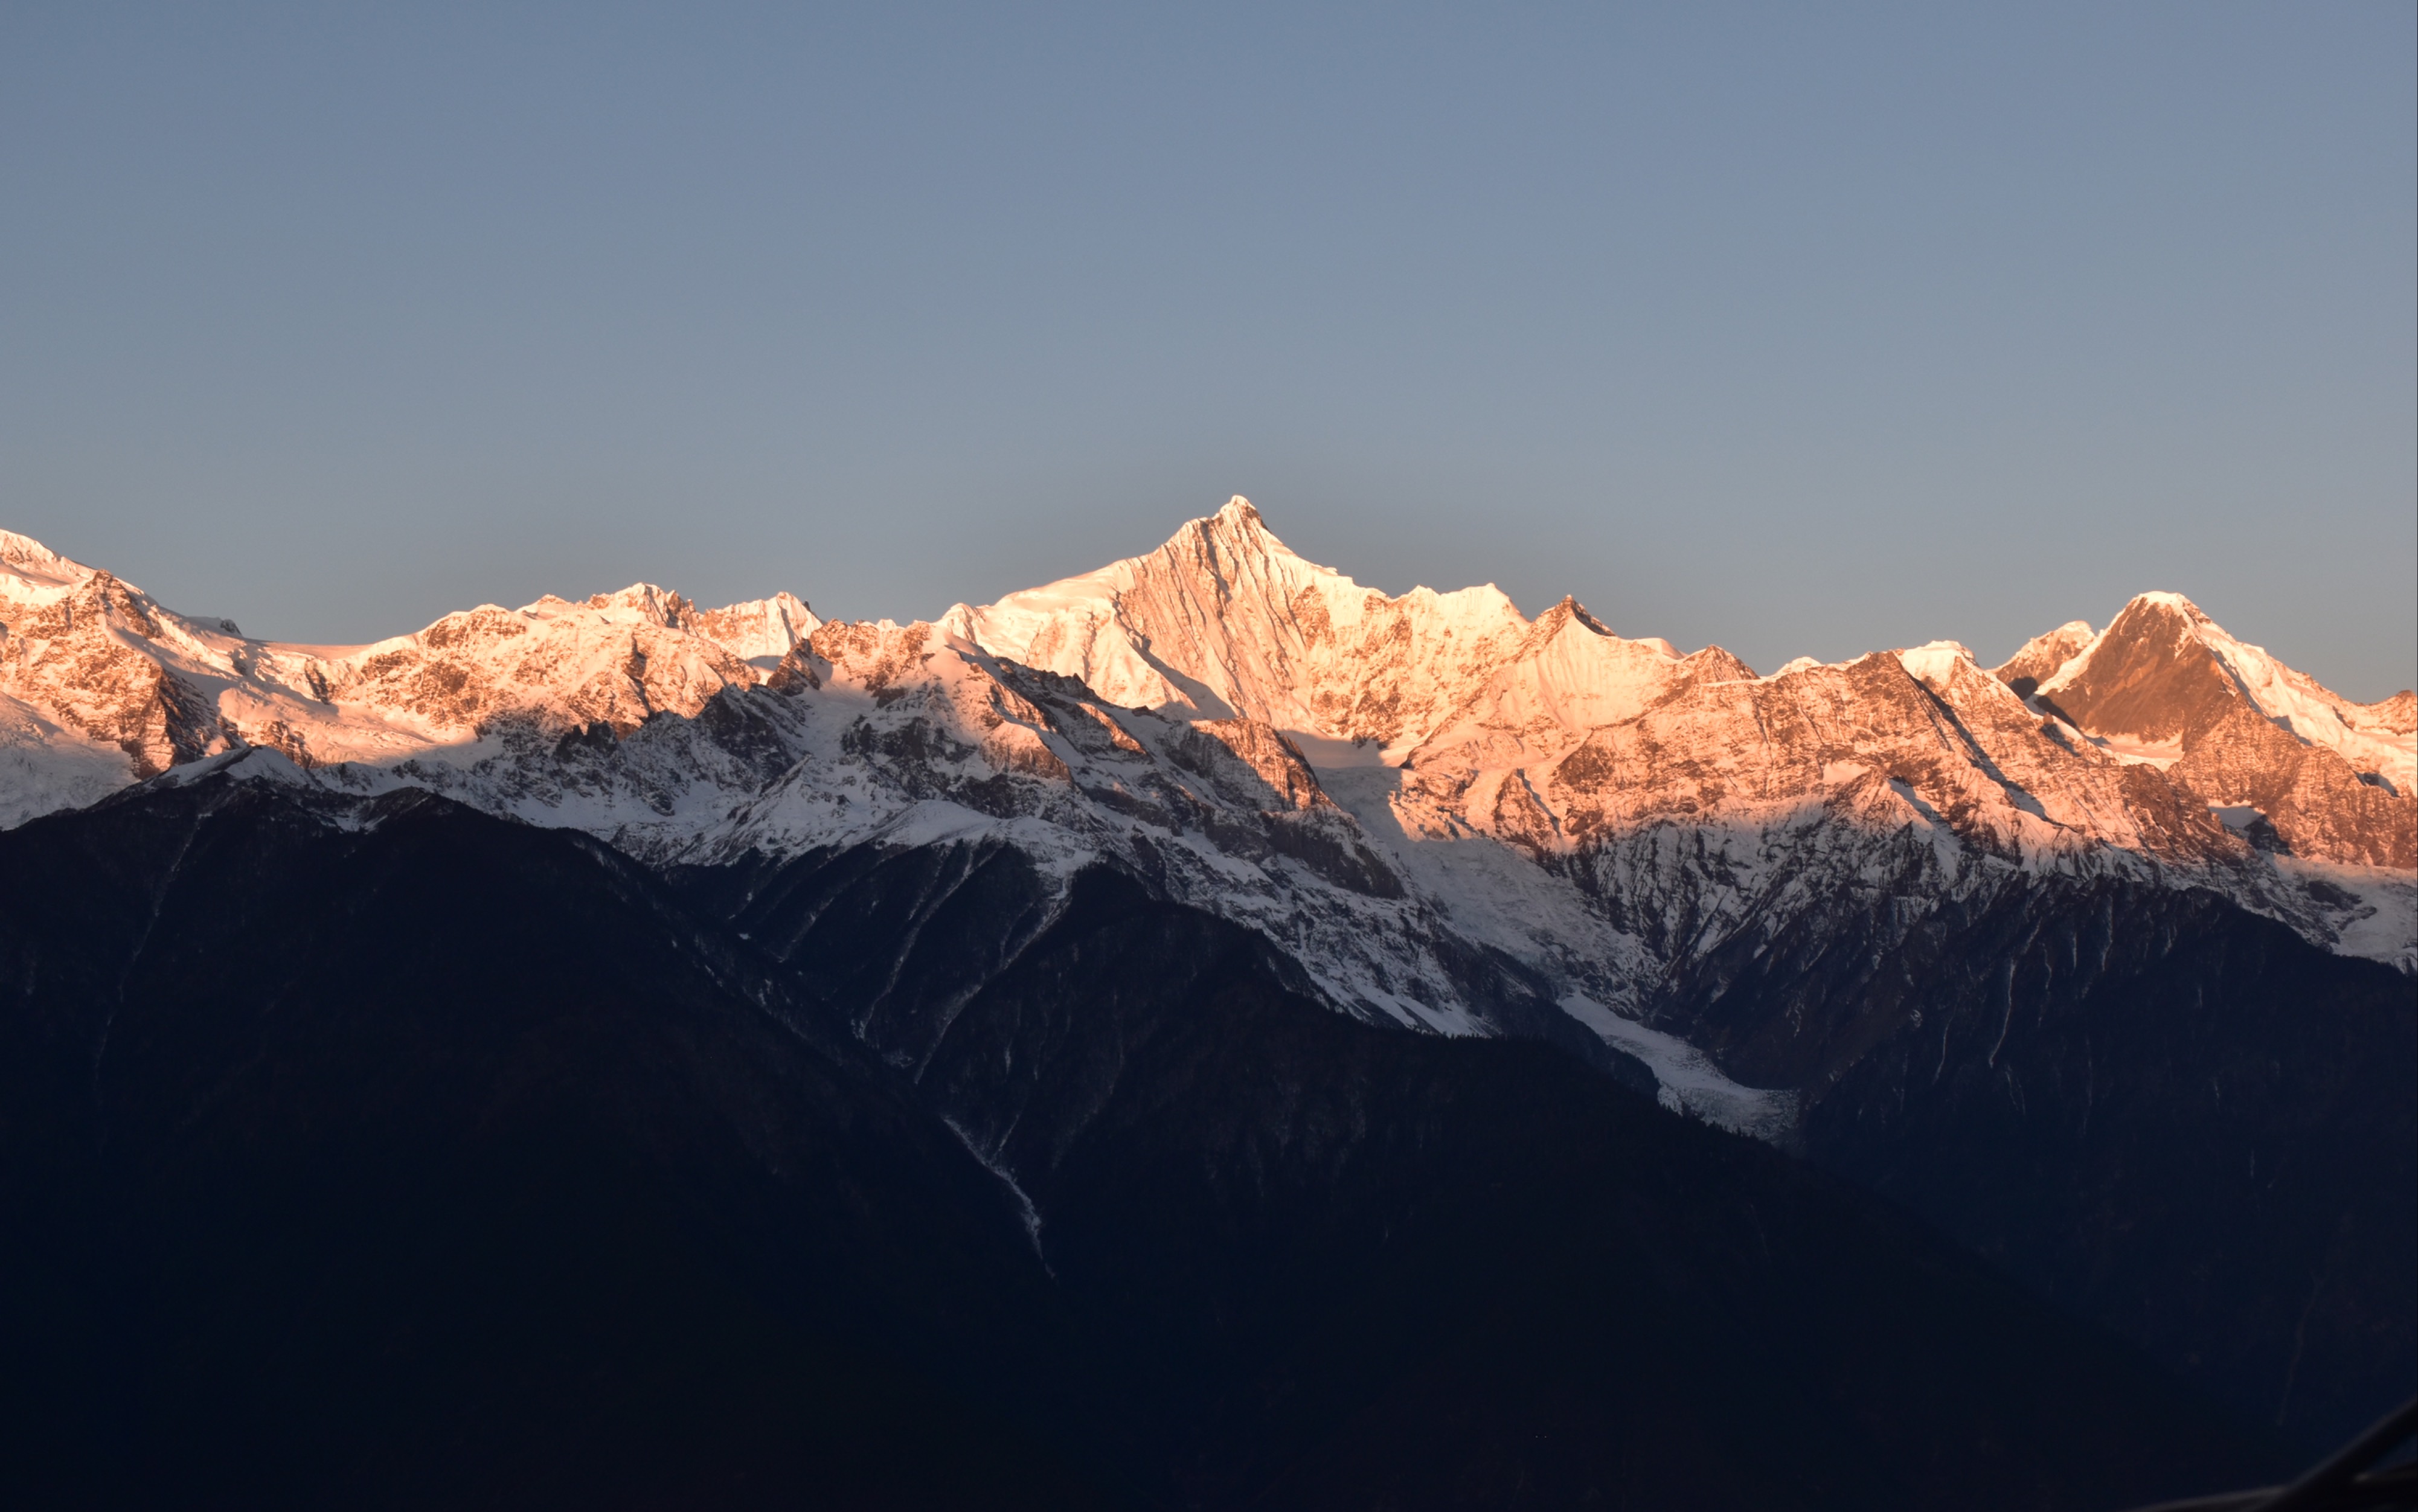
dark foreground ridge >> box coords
[0,775,2304,1508]
[1653,868,2418,1449]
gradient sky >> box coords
[4,3,2413,696]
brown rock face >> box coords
[2172,705,2416,869]
[1,572,230,778]
[2022,594,2417,868]
[2033,597,2237,747]
[1169,719,1331,813]
[801,620,931,696]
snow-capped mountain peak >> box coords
[2038,592,2415,798]
[0,530,80,570]
[2033,592,2239,746]
[527,583,822,664]
[940,496,1529,760]
[2002,592,2414,870]
[0,530,96,610]
[1894,640,1978,693]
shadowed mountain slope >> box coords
[0,775,2292,1510]
[0,778,1107,1510]
[1648,870,2417,1448]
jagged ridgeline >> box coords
[0,503,2409,1504]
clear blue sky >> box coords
[4,3,2412,695]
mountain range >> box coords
[0,499,2409,1505]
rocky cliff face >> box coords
[0,569,235,779]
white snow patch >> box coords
[2086,734,2183,769]
[149,746,318,790]
[1318,764,1659,998]
[943,1118,1049,1269]
[0,694,133,827]
[1894,641,1976,692]
[1557,993,1798,1141]
[2271,859,2418,973]
[1279,729,1391,767]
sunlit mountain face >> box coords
[1,502,2408,1507]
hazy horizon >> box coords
[5,4,2412,697]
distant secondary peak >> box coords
[594,582,693,613]
[1896,641,1977,691]
[1993,620,2096,697]
[0,530,96,605]
[1532,595,1612,638]
[0,530,74,570]
[2117,591,2214,629]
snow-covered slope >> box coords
[0,530,95,610]
[0,690,133,826]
